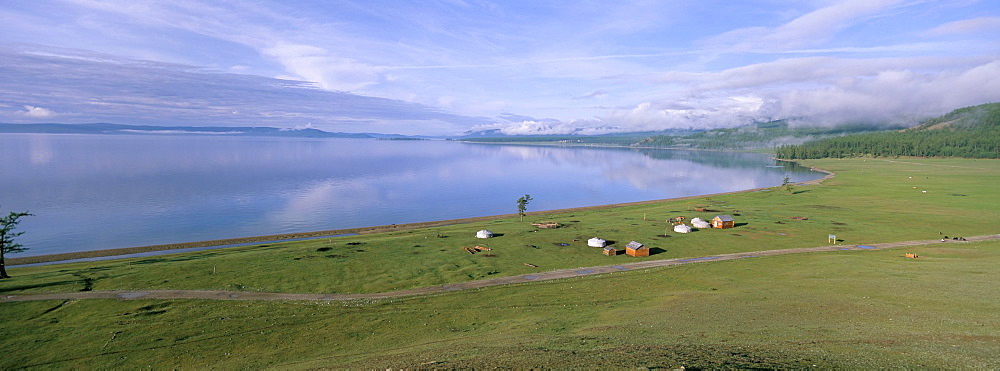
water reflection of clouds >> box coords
[28,135,54,165]
[471,144,780,194]
[266,178,382,231]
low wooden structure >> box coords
[603,246,617,256]
[625,241,649,257]
[712,215,735,229]
[531,221,560,229]
[905,253,919,258]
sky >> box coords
[1,0,999,136]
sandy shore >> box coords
[8,166,834,266]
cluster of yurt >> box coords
[587,237,607,247]
[691,217,711,229]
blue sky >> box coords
[1,0,999,135]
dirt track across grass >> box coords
[4,234,995,303]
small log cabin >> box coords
[712,215,735,229]
[625,241,649,257]
[603,246,617,256]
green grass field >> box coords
[1,157,998,368]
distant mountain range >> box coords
[0,123,405,138]
[0,122,699,140]
[5,103,998,157]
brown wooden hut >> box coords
[625,241,649,257]
[712,215,735,229]
[603,246,617,256]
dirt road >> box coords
[3,234,996,303]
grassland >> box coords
[1,157,998,368]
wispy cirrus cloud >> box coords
[924,16,1000,36]
[703,0,904,52]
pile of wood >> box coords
[463,246,492,254]
[788,216,809,220]
[531,221,561,229]
[905,253,920,259]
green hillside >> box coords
[776,102,1000,159]
[638,120,891,150]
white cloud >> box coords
[924,16,1000,36]
[705,0,903,52]
[573,90,608,100]
[758,59,1000,125]
[477,57,1000,134]
[21,105,57,118]
[262,43,383,92]
[472,95,767,135]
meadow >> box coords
[1,157,998,368]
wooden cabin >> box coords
[625,241,649,257]
[712,215,735,229]
[603,246,617,256]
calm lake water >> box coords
[1,134,821,257]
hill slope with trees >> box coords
[637,121,891,150]
[775,103,1000,159]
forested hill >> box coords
[775,102,1000,159]
[637,120,890,150]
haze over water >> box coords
[1,134,820,257]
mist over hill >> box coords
[776,102,1000,159]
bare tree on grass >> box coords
[516,194,533,221]
[781,175,795,195]
[1,208,33,279]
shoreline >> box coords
[8,165,834,266]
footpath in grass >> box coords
[1,239,997,368]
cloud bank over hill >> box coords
[1,1,998,135]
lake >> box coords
[0,134,821,257]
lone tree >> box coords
[781,175,795,195]
[0,208,33,279]
[516,194,533,221]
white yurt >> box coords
[475,229,493,239]
[673,224,692,233]
[691,218,710,229]
[587,237,607,247]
